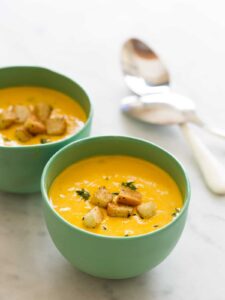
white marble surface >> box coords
[1,0,225,299]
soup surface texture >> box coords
[49,155,183,237]
[0,87,86,146]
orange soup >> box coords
[49,155,183,237]
[0,87,86,146]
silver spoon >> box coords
[120,38,225,194]
[121,38,225,138]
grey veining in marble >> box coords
[1,0,225,299]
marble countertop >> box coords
[1,0,225,299]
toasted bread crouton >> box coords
[49,108,61,117]
[14,105,31,123]
[117,187,142,206]
[15,126,32,142]
[107,203,133,218]
[0,109,16,129]
[90,186,113,208]
[34,103,52,122]
[25,118,46,135]
[137,201,156,219]
[46,116,66,135]
[28,105,35,114]
[83,206,103,228]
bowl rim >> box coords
[41,135,191,240]
[0,65,93,150]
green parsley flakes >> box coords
[76,189,90,200]
[121,181,137,190]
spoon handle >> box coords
[201,124,225,139]
[191,116,225,139]
[180,124,225,195]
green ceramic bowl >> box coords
[0,66,92,193]
[41,136,190,279]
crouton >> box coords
[137,201,156,219]
[14,105,31,123]
[15,126,32,142]
[0,109,16,129]
[46,116,66,135]
[82,206,103,228]
[25,118,46,135]
[49,108,60,117]
[90,186,113,208]
[117,187,142,206]
[28,105,35,114]
[34,103,52,122]
[107,203,133,218]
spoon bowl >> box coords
[121,38,169,95]
[121,38,200,126]
[121,93,197,125]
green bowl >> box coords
[0,66,92,193]
[41,136,190,279]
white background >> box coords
[1,1,225,299]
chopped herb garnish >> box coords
[112,192,119,195]
[102,225,107,230]
[172,208,181,217]
[124,230,133,236]
[121,181,137,190]
[40,138,50,144]
[76,189,90,200]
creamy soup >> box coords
[0,87,86,146]
[49,155,183,237]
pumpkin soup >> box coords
[49,155,183,237]
[0,87,86,146]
